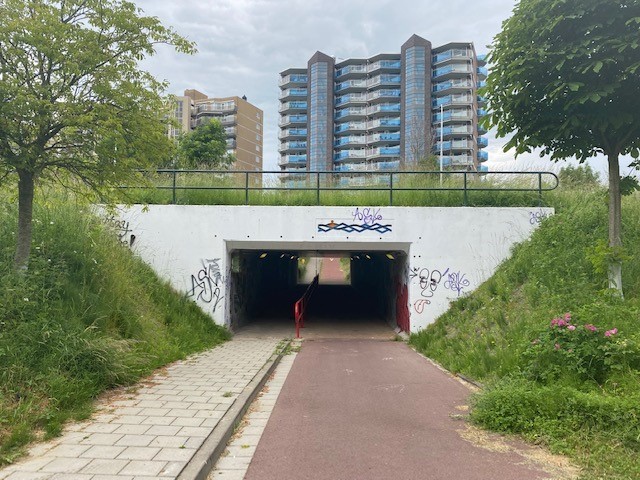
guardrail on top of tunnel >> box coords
[119,169,559,207]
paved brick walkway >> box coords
[0,336,282,480]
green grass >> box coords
[0,190,230,464]
[410,187,640,479]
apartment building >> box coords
[278,34,488,176]
[172,90,263,171]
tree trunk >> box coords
[14,169,35,271]
[607,152,623,297]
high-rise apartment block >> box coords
[278,34,488,175]
[171,90,263,171]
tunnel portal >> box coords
[228,249,407,335]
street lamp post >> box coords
[439,104,444,186]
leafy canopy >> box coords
[0,0,195,193]
[177,119,234,169]
[482,0,640,163]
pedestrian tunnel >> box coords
[227,249,407,334]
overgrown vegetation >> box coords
[0,190,229,464]
[410,186,640,479]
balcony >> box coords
[432,109,472,123]
[224,126,237,137]
[432,94,473,108]
[367,59,401,73]
[220,115,236,125]
[440,154,475,167]
[367,89,401,102]
[432,49,472,65]
[367,74,401,88]
[279,88,307,100]
[279,154,307,166]
[335,64,367,78]
[436,139,474,151]
[368,132,401,143]
[478,151,489,162]
[367,118,401,131]
[432,64,473,79]
[478,109,488,117]
[432,79,474,94]
[226,139,236,148]
[335,136,366,147]
[367,146,400,158]
[279,128,307,140]
[279,114,307,127]
[279,101,308,113]
[478,124,488,135]
[479,165,489,173]
[335,93,367,106]
[477,53,487,66]
[335,79,366,92]
[279,74,308,88]
[335,107,366,120]
[196,102,237,114]
[477,66,488,78]
[366,103,401,116]
[434,125,474,138]
[335,122,367,134]
[279,141,307,153]
[334,149,366,161]
[478,137,488,148]
[477,95,487,105]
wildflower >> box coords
[604,328,618,337]
[564,312,572,322]
[531,339,540,345]
[23,298,29,302]
[584,324,597,332]
[567,325,576,331]
[554,343,561,350]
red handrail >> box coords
[294,275,319,338]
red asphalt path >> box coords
[245,339,555,480]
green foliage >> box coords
[0,192,229,463]
[483,0,640,162]
[177,119,234,169]
[0,0,195,268]
[410,189,640,478]
[558,164,600,189]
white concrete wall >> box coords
[111,205,553,332]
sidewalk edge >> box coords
[177,341,290,480]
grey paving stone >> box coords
[80,446,127,460]
[40,457,92,473]
[116,447,161,461]
[80,458,129,475]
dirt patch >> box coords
[457,424,580,480]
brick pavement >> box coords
[0,336,283,480]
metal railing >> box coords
[122,169,559,207]
[294,275,319,339]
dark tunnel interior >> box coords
[227,250,406,332]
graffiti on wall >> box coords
[409,266,471,313]
[186,258,224,314]
[103,215,136,247]
[529,208,552,225]
[318,207,392,234]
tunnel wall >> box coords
[110,205,553,332]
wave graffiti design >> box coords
[317,222,393,234]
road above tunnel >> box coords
[244,339,566,480]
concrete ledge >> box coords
[177,342,290,480]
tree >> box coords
[405,113,439,171]
[482,0,640,296]
[176,119,234,169]
[0,0,195,270]
[558,164,600,189]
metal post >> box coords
[172,169,177,205]
[389,172,394,206]
[245,171,249,205]
[463,171,468,206]
[538,172,542,206]
[316,172,320,205]
[439,104,444,186]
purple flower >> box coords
[604,328,618,337]
[584,324,598,332]
[567,325,576,331]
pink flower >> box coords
[584,324,598,332]
[567,325,576,331]
[554,343,561,350]
[564,313,572,322]
[604,328,618,337]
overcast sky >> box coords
[133,0,637,180]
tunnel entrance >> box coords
[227,248,408,337]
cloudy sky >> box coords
[134,0,636,180]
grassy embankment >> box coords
[410,186,640,480]
[0,190,230,465]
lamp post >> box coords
[439,104,444,186]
